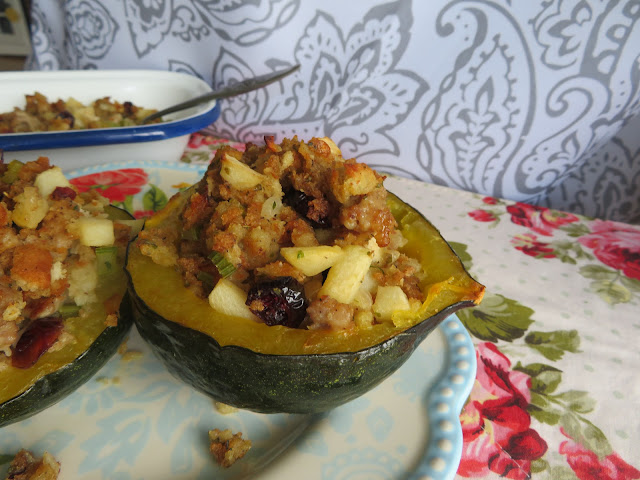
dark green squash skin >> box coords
[0,206,135,428]
[130,293,475,414]
[126,196,483,414]
[0,296,133,427]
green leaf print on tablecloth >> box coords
[457,191,640,478]
[524,330,580,361]
[456,294,535,342]
[451,241,534,342]
[580,265,640,305]
[449,236,638,478]
[523,365,612,460]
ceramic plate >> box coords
[0,162,477,480]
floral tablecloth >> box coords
[176,134,640,480]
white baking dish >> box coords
[0,69,219,171]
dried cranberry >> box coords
[56,111,75,128]
[246,277,307,328]
[51,186,77,200]
[123,101,134,116]
[11,316,64,369]
[283,188,331,228]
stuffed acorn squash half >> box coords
[0,158,136,427]
[126,136,485,414]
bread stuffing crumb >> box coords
[4,449,60,480]
[117,340,128,355]
[208,429,251,468]
[214,401,238,415]
[120,350,144,362]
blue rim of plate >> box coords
[0,102,220,151]
[66,161,477,480]
[409,315,476,480]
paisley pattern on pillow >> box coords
[26,0,640,223]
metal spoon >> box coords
[142,64,300,124]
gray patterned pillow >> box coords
[26,0,640,223]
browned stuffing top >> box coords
[137,136,426,331]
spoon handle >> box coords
[142,64,300,124]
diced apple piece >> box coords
[208,278,259,321]
[354,310,374,329]
[261,195,283,219]
[77,217,115,246]
[220,153,265,190]
[318,245,372,304]
[351,287,373,310]
[365,237,382,263]
[318,137,342,157]
[34,167,71,198]
[360,269,379,293]
[373,285,411,322]
[281,150,295,169]
[12,186,49,228]
[281,245,344,276]
[331,163,379,203]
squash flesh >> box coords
[127,194,484,355]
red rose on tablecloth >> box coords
[511,233,556,258]
[187,133,246,151]
[578,220,640,281]
[507,202,579,236]
[559,429,640,480]
[70,168,148,203]
[468,209,497,222]
[458,342,547,479]
[482,196,498,205]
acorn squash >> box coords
[126,191,484,414]
[0,206,135,427]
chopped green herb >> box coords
[297,250,304,259]
[95,246,118,277]
[182,227,200,241]
[1,160,24,184]
[197,271,216,287]
[272,201,277,209]
[209,251,236,278]
[59,304,81,318]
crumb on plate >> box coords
[214,401,238,415]
[208,428,251,468]
[4,449,60,480]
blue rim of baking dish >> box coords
[0,101,220,151]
